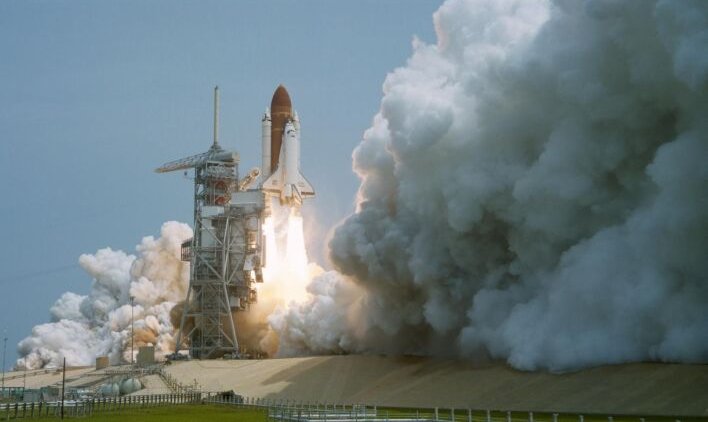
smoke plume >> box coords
[16,222,191,369]
[271,0,708,371]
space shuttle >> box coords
[260,85,315,207]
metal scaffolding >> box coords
[157,87,265,359]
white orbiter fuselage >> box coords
[260,85,315,207]
[262,120,314,207]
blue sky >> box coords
[0,0,442,369]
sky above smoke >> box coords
[272,0,708,371]
[16,0,708,372]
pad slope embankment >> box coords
[165,355,708,416]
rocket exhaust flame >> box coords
[260,204,310,302]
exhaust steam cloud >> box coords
[16,222,192,369]
[271,0,708,371]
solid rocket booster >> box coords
[261,85,315,207]
[261,108,271,179]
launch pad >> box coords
[156,85,313,360]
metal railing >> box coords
[1,392,201,419]
[202,395,689,422]
[156,367,202,394]
[2,392,691,422]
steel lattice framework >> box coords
[158,87,265,359]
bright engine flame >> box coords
[261,206,310,304]
[239,202,320,356]
[239,200,326,356]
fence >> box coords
[155,367,202,394]
[1,392,201,420]
[2,392,690,422]
[203,395,688,422]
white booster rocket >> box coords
[260,85,315,207]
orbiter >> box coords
[260,85,315,207]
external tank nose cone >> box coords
[271,84,292,110]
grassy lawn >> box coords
[21,404,267,421]
[5,403,706,422]
[377,407,707,422]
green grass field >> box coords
[5,403,706,422]
[378,407,708,422]
[22,404,266,421]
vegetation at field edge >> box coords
[26,404,267,421]
[377,407,708,422]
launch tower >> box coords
[156,87,265,359]
[156,84,313,360]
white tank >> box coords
[119,378,143,395]
[99,382,120,396]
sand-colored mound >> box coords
[165,355,708,417]
[1,366,94,389]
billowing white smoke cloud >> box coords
[272,0,708,371]
[17,222,191,369]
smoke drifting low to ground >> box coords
[16,222,191,369]
[271,0,708,371]
[18,0,708,372]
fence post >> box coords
[553,414,558,422]
[579,415,584,422]
[486,410,491,422]
[529,411,534,422]
[507,411,512,422]
[453,408,456,422]
[435,407,439,421]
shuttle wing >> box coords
[294,173,315,198]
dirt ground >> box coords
[164,355,708,417]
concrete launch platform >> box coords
[163,355,708,417]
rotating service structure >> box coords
[156,87,265,359]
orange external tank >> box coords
[270,85,293,172]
